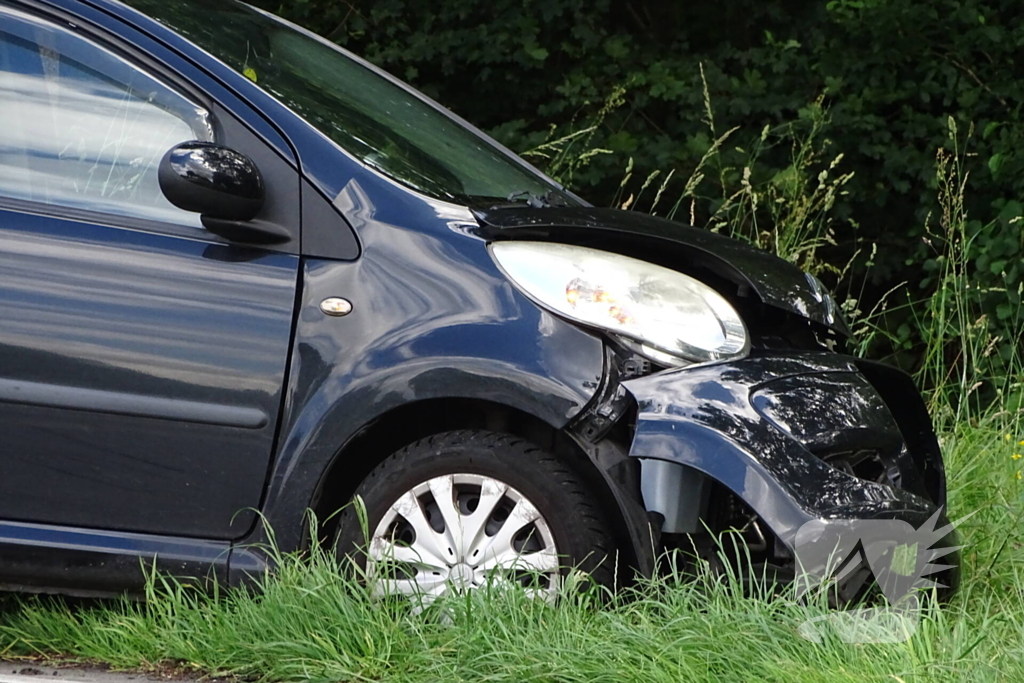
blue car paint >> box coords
[0,210,298,538]
[257,178,608,557]
[0,0,956,596]
[0,0,611,592]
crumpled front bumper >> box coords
[623,352,959,594]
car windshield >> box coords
[122,0,576,207]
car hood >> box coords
[471,206,846,336]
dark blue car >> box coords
[0,0,956,602]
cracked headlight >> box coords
[490,241,749,364]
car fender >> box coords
[624,354,946,550]
[247,179,607,555]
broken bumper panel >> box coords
[623,352,959,593]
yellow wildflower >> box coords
[1014,454,1023,461]
[1017,471,1022,481]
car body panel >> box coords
[252,178,608,553]
[623,353,954,572]
[0,207,299,539]
[0,519,229,596]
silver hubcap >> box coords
[368,473,560,606]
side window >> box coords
[0,6,214,226]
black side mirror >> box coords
[159,142,290,244]
[159,141,264,221]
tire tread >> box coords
[336,429,616,586]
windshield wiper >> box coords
[506,190,558,208]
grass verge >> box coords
[0,411,1023,682]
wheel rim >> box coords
[367,473,561,606]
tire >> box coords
[334,430,616,600]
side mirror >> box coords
[158,141,265,222]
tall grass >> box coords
[616,72,852,277]
[906,123,1024,428]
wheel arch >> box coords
[306,397,640,573]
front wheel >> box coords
[334,430,616,603]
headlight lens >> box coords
[490,241,749,363]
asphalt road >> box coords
[0,664,217,683]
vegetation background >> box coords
[3,2,1024,681]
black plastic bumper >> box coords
[622,352,958,592]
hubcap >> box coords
[367,473,560,607]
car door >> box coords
[0,3,299,540]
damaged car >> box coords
[0,0,957,601]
